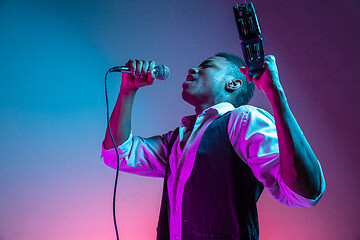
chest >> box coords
[180,129,192,151]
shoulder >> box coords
[227,105,278,157]
[228,105,276,140]
[229,105,274,125]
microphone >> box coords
[109,65,170,81]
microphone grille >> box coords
[156,65,170,81]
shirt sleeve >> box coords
[100,130,174,178]
[228,105,325,207]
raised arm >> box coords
[240,55,325,199]
[103,59,156,149]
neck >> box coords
[193,96,226,116]
[195,103,215,116]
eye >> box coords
[201,64,213,68]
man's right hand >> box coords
[104,59,156,149]
[122,59,156,90]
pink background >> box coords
[0,0,359,239]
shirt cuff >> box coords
[273,172,326,208]
[101,131,133,168]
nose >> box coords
[188,67,198,75]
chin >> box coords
[181,91,196,107]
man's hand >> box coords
[240,55,282,100]
[103,59,156,149]
[122,59,156,91]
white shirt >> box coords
[101,102,325,240]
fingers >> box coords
[128,59,136,75]
[142,61,149,77]
[264,55,275,63]
[123,59,156,89]
[126,59,154,78]
[148,60,155,73]
[264,55,277,71]
[240,55,277,81]
[135,60,143,77]
[240,66,245,75]
[147,60,156,83]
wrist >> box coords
[120,81,138,95]
[264,82,285,104]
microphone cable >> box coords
[105,69,120,240]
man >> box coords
[101,53,325,240]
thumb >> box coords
[240,65,253,83]
[240,66,245,74]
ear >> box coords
[225,79,242,92]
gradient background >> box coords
[0,0,359,239]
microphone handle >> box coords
[109,66,131,73]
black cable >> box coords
[105,69,120,240]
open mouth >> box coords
[186,75,196,82]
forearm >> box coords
[267,87,323,199]
[103,84,137,149]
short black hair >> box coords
[215,52,255,107]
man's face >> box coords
[182,56,231,107]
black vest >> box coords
[157,112,264,240]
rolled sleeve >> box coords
[101,130,173,178]
[229,105,325,207]
[101,131,133,168]
[272,171,325,207]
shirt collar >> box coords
[181,102,235,128]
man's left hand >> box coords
[240,55,282,99]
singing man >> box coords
[101,53,325,240]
